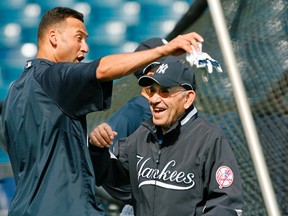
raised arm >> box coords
[96,32,204,81]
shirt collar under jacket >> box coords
[163,105,198,134]
[180,106,198,126]
[145,106,198,141]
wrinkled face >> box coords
[54,17,88,63]
[147,83,190,133]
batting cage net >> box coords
[88,0,288,215]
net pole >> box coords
[206,0,281,216]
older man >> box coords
[89,61,243,216]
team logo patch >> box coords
[156,63,168,74]
[216,166,234,189]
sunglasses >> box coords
[145,86,186,98]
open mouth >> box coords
[153,107,166,114]
[77,56,85,62]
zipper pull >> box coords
[156,149,161,164]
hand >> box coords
[89,123,117,148]
[162,32,204,56]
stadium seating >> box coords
[0,0,190,101]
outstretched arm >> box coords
[96,32,204,81]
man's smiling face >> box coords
[148,84,188,132]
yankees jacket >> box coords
[90,107,244,216]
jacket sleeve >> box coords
[89,140,132,202]
[202,137,244,216]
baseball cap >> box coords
[138,61,196,91]
[133,38,168,79]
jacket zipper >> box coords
[152,147,161,215]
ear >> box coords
[146,71,154,76]
[184,90,196,109]
[48,29,57,46]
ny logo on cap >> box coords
[156,63,168,74]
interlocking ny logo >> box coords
[156,63,168,74]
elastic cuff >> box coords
[88,143,107,152]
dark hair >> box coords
[38,7,84,40]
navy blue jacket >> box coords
[90,107,243,216]
[2,59,112,216]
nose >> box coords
[82,41,89,53]
[149,92,162,104]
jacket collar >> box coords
[144,106,198,138]
[180,106,198,126]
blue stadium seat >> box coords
[0,0,27,10]
[0,148,10,164]
[125,1,188,42]
[127,20,177,42]
[0,3,41,27]
[0,42,34,75]
[0,8,23,25]
[0,65,22,87]
[21,26,38,44]
[89,2,126,23]
[0,84,9,102]
[87,21,127,45]
[119,1,141,26]
[72,2,92,21]
[0,63,23,101]
[0,23,22,47]
[85,44,127,61]
[139,1,189,22]
[136,0,174,4]
[20,3,42,28]
[35,0,76,11]
[88,0,124,7]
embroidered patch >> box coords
[156,63,168,74]
[216,166,234,189]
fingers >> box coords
[89,123,117,148]
[180,32,204,53]
[189,32,204,52]
[165,32,205,56]
[190,32,204,43]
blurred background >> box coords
[0,0,287,215]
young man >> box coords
[1,7,204,216]
[89,61,244,216]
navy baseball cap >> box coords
[138,61,196,91]
[133,38,168,79]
